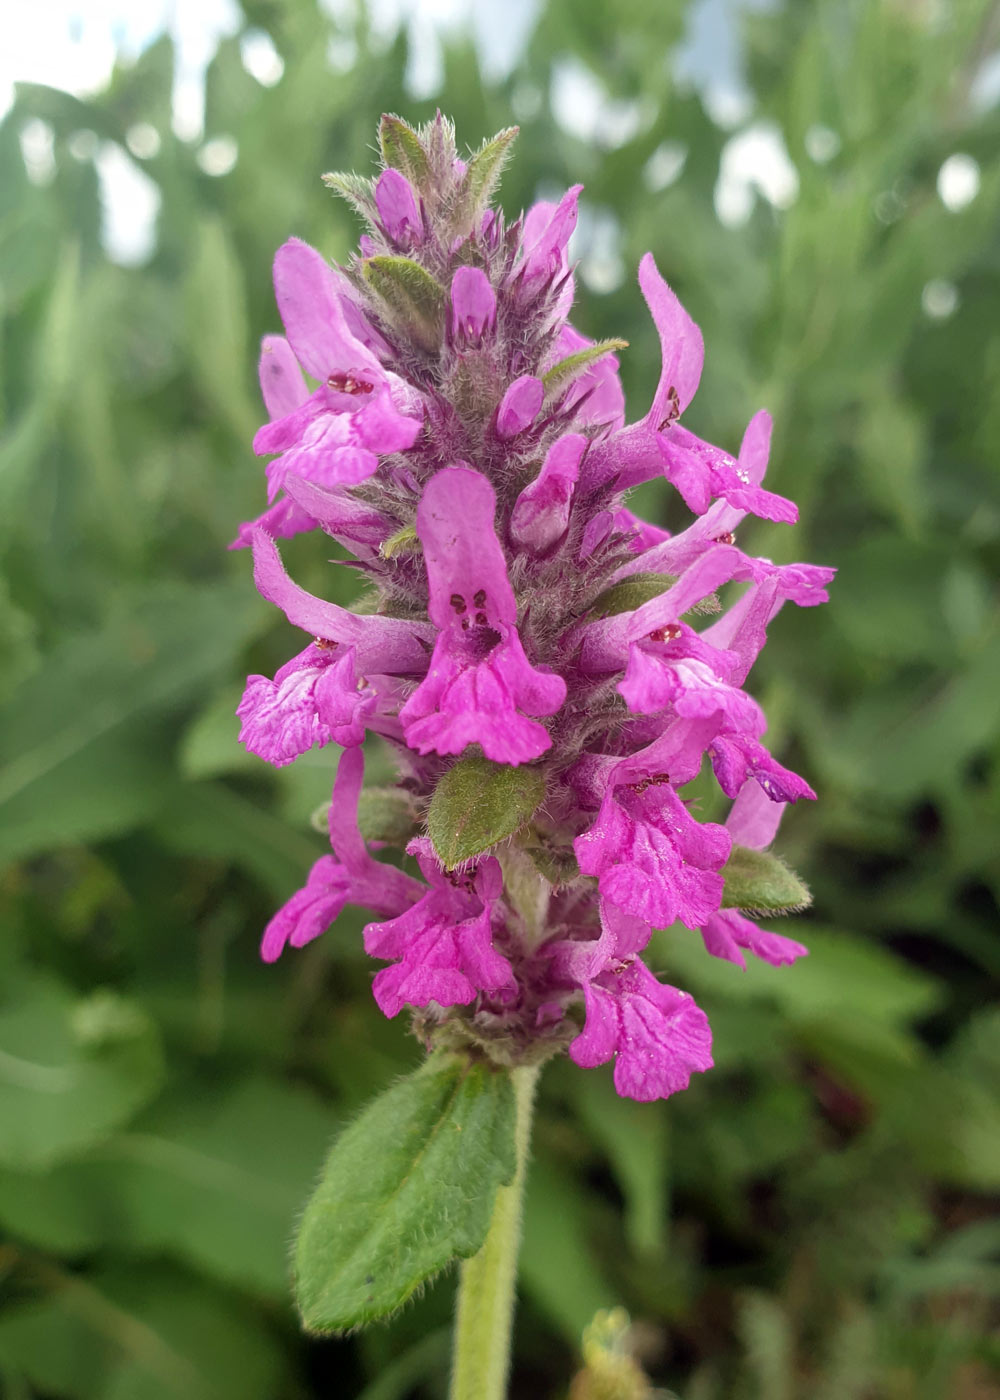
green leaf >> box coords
[380,522,419,557]
[152,780,322,898]
[572,1071,669,1259]
[322,170,378,223]
[378,113,430,187]
[542,338,628,397]
[0,583,262,864]
[357,786,419,846]
[295,1054,516,1332]
[720,845,812,914]
[0,1263,284,1400]
[74,1077,334,1296]
[184,219,257,439]
[520,1153,615,1342]
[0,976,164,1168]
[589,572,677,618]
[454,126,518,224]
[362,255,444,351]
[178,685,256,780]
[427,755,546,869]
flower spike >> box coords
[238,117,831,1103]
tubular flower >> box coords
[237,115,832,1101]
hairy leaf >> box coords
[428,755,546,868]
[362,255,444,350]
[295,1054,515,1332]
[721,845,812,914]
[542,339,628,397]
[378,113,430,187]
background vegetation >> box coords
[1,0,999,1395]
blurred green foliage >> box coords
[1,0,999,1396]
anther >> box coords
[647,623,682,643]
[327,371,374,395]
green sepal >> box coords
[357,787,419,846]
[720,845,812,915]
[294,1054,516,1333]
[362,255,445,351]
[379,113,430,187]
[542,339,628,398]
[428,755,546,869]
[454,127,519,226]
[589,573,677,618]
[321,171,378,224]
[588,571,720,619]
[380,522,419,558]
[524,841,580,888]
[312,789,417,846]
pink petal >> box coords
[258,335,308,420]
[638,251,704,422]
[417,467,517,629]
[496,375,544,439]
[273,237,382,383]
[375,168,422,244]
[450,266,496,343]
[511,432,586,553]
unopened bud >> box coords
[496,375,544,439]
[375,169,422,246]
[450,266,496,344]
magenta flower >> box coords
[575,777,731,930]
[237,116,832,1102]
[364,841,516,1018]
[235,238,422,545]
[260,747,422,961]
[398,467,566,764]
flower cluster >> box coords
[235,116,832,1102]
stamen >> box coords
[326,371,374,395]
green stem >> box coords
[449,1063,540,1400]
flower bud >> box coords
[375,169,421,246]
[450,266,496,344]
[496,375,543,439]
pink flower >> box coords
[251,239,422,510]
[261,748,422,961]
[575,777,731,930]
[399,467,566,764]
[364,841,515,1017]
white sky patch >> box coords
[96,141,161,265]
[673,0,773,130]
[715,121,799,226]
[644,141,688,191]
[19,118,56,185]
[68,128,100,161]
[970,49,1000,112]
[125,122,161,160]
[922,278,959,319]
[240,30,285,87]
[550,56,652,149]
[937,153,981,211]
[197,135,238,176]
[471,0,540,84]
[805,124,840,163]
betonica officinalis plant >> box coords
[233,113,833,1399]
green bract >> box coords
[427,755,546,869]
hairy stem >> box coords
[449,1063,540,1400]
